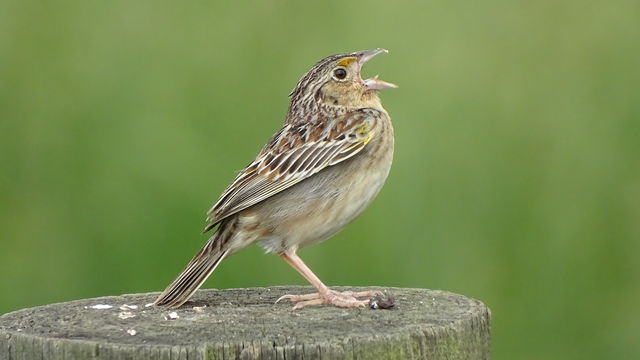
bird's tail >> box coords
[154,230,229,308]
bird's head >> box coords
[288,49,396,113]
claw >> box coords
[275,289,382,310]
[275,292,323,304]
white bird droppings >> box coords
[164,311,179,320]
[89,304,113,310]
[118,311,136,320]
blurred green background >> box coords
[1,0,639,358]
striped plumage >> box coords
[155,49,396,309]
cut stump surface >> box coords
[0,286,491,359]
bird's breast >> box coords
[253,115,394,253]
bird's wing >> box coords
[204,109,380,231]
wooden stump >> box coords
[0,286,490,359]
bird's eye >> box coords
[333,68,347,80]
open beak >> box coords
[356,48,398,91]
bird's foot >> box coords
[276,289,381,310]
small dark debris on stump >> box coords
[370,294,395,309]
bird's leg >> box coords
[275,251,380,309]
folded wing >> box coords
[204,109,380,232]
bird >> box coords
[154,48,397,309]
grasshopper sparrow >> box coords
[155,49,396,309]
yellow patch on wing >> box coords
[336,57,357,67]
[354,121,368,133]
[361,130,375,146]
[346,122,375,150]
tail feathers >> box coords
[154,238,228,308]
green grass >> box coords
[1,1,639,358]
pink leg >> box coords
[275,252,380,309]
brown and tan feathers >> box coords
[155,218,237,307]
[204,108,383,232]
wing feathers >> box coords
[205,109,382,229]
